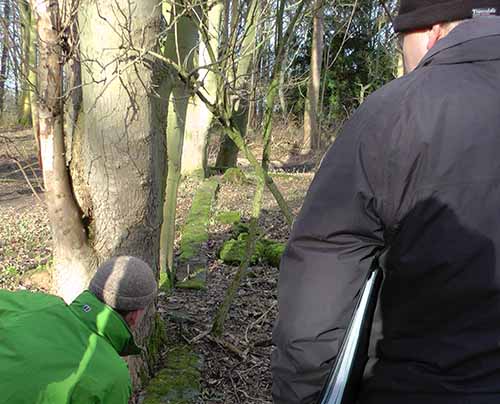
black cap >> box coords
[394,0,500,33]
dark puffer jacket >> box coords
[272,17,500,404]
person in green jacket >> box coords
[0,255,157,404]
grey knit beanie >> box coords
[89,256,157,311]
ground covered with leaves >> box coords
[0,129,315,403]
[159,172,312,403]
[0,130,51,291]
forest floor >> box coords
[0,128,320,403]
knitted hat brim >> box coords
[394,0,500,33]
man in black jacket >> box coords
[271,2,500,403]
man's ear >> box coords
[427,24,443,50]
[123,309,144,328]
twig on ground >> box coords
[206,334,248,360]
[244,301,277,344]
[10,158,43,203]
[189,329,211,344]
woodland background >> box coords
[0,0,400,402]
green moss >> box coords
[176,268,207,290]
[179,179,219,262]
[176,277,206,290]
[216,210,241,225]
[231,222,250,237]
[145,314,168,368]
[219,235,266,265]
[222,167,248,184]
[143,345,203,404]
[219,235,285,268]
[263,242,286,268]
[159,271,173,292]
[187,168,206,179]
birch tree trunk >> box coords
[303,0,324,153]
[181,0,223,177]
[159,0,198,287]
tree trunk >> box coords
[18,0,32,125]
[31,0,95,304]
[159,0,198,288]
[0,0,11,116]
[32,0,167,386]
[215,0,259,170]
[29,5,40,164]
[76,0,167,387]
[181,0,223,177]
[303,0,324,153]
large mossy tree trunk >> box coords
[303,0,324,153]
[215,0,259,171]
[159,0,198,289]
[181,0,224,178]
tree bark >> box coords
[31,0,95,304]
[303,0,324,153]
[181,0,224,177]
[17,0,32,125]
[0,0,11,116]
[29,4,40,164]
[33,0,166,389]
[215,0,259,170]
[159,0,198,288]
[76,0,167,387]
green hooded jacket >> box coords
[0,290,141,403]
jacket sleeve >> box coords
[271,106,387,404]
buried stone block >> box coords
[143,345,203,404]
[176,179,219,289]
[215,210,241,225]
